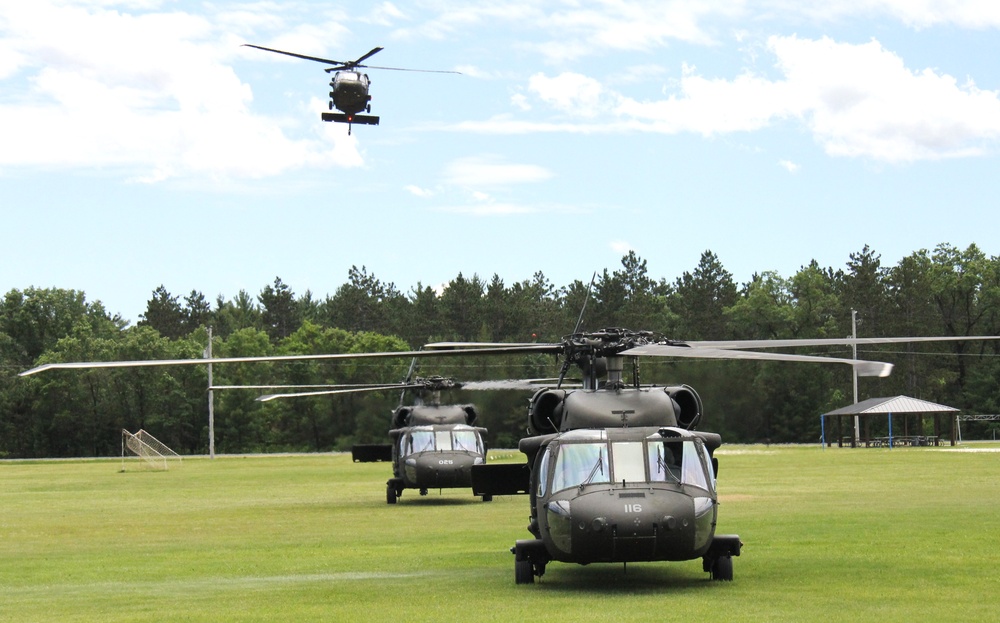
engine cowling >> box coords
[527,388,566,435]
[664,384,703,430]
[392,404,478,428]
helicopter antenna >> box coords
[573,272,597,336]
[401,356,420,406]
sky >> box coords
[2,1,1000,324]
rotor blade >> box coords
[242,44,346,66]
[424,341,560,351]
[459,379,567,391]
[688,336,1000,350]
[356,65,461,74]
[353,46,384,65]
[620,344,893,377]
[257,384,412,402]
[211,384,389,390]
[19,344,560,377]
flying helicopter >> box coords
[20,329,1000,584]
[242,44,460,134]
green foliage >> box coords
[259,277,300,342]
[671,250,737,339]
[3,245,1000,457]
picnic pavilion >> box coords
[821,395,959,448]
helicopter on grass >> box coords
[257,371,494,504]
[20,328,999,584]
[422,329,1000,584]
[243,44,459,134]
[445,329,744,583]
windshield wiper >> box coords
[657,446,680,483]
[583,451,605,486]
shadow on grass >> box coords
[528,563,716,594]
[391,496,491,507]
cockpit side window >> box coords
[680,440,713,493]
[537,445,553,497]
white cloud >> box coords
[516,1,745,63]
[405,184,434,197]
[779,159,800,173]
[510,92,530,111]
[0,1,361,182]
[528,72,616,118]
[482,35,1000,162]
[434,202,537,216]
[616,63,799,134]
[777,0,1000,29]
[770,35,1000,161]
[363,2,408,27]
[386,2,748,63]
[615,64,669,85]
[443,155,553,187]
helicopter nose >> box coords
[558,490,702,562]
[407,453,476,488]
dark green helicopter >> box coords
[256,365,548,504]
[242,44,459,134]
[423,329,1000,584]
[448,329,744,583]
[258,371,493,503]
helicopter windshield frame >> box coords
[400,425,484,457]
[542,431,715,495]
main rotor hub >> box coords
[562,328,663,358]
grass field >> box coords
[3,444,999,622]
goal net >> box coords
[121,429,182,471]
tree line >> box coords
[2,244,999,458]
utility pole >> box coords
[852,310,860,446]
[207,326,215,459]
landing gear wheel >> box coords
[515,558,534,584]
[386,484,397,504]
[419,488,428,496]
[710,556,733,581]
[482,494,493,502]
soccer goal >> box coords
[121,429,182,471]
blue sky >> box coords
[3,1,999,324]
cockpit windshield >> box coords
[402,427,483,457]
[452,430,482,453]
[551,443,610,492]
[407,431,435,455]
[648,438,714,492]
[546,435,715,494]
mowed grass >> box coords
[2,444,999,623]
